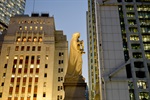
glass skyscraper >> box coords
[87,0,100,100]
[87,0,150,100]
[0,0,26,31]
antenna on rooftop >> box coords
[33,0,35,12]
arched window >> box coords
[28,37,32,42]
[17,37,21,42]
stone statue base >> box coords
[63,75,87,100]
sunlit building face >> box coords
[0,13,68,100]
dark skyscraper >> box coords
[0,0,26,31]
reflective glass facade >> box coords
[0,0,26,31]
[118,0,150,99]
[87,0,150,100]
[87,0,100,100]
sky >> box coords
[25,0,88,83]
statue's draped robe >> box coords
[66,33,82,78]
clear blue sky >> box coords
[25,0,88,83]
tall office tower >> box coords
[87,0,101,100]
[0,0,26,31]
[87,0,150,100]
[0,13,68,100]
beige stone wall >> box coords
[0,15,68,100]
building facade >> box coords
[87,0,101,99]
[87,0,150,100]
[0,0,26,31]
[0,13,68,100]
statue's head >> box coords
[73,32,80,39]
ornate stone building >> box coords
[0,13,68,100]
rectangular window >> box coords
[58,77,60,82]
[12,68,16,73]
[26,46,30,51]
[33,37,37,42]
[0,93,2,98]
[45,64,48,68]
[21,46,24,51]
[17,37,21,42]
[17,78,20,82]
[9,87,13,93]
[3,73,6,77]
[30,26,32,30]
[15,46,19,51]
[58,86,62,91]
[25,56,29,64]
[45,55,48,60]
[11,78,14,82]
[57,96,59,100]
[58,68,63,73]
[43,82,46,87]
[61,77,63,81]
[58,86,60,91]
[36,68,39,73]
[24,68,28,73]
[6,55,9,59]
[23,37,27,42]
[15,87,19,93]
[35,77,38,82]
[60,95,62,99]
[58,60,63,64]
[24,26,27,30]
[4,64,7,68]
[40,26,43,30]
[8,97,11,100]
[43,92,46,97]
[13,59,17,64]
[31,56,34,64]
[38,46,41,51]
[39,37,42,42]
[30,68,33,73]
[21,97,24,100]
[58,77,63,82]
[19,59,23,64]
[1,82,4,86]
[23,78,26,82]
[28,86,31,93]
[29,77,32,82]
[44,73,47,77]
[14,97,18,100]
[30,64,34,68]
[34,86,38,92]
[28,37,32,42]
[35,26,38,30]
[59,52,64,56]
[22,87,25,93]
[32,46,35,51]
[37,55,40,64]
[33,94,37,97]
[57,95,62,100]
[18,68,22,73]
[27,97,30,100]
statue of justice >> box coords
[65,32,85,79]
